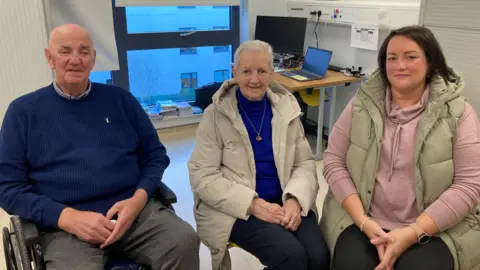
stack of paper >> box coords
[175,101,193,116]
[192,106,203,114]
[156,100,176,112]
[146,106,163,119]
[149,100,200,119]
[156,100,177,117]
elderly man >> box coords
[0,24,199,270]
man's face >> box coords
[45,28,96,86]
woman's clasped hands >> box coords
[249,197,302,231]
[362,218,419,270]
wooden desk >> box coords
[273,70,361,160]
[273,70,361,91]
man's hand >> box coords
[58,208,115,245]
[100,189,148,249]
[281,197,302,231]
[249,198,285,224]
[371,226,418,270]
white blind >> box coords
[0,0,53,124]
[422,0,480,30]
[44,0,120,71]
[421,0,480,112]
[116,0,240,6]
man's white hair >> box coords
[234,40,274,70]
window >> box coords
[181,73,196,88]
[179,47,198,55]
[90,71,112,84]
[214,70,230,83]
[111,5,240,104]
[178,27,196,32]
[127,46,231,103]
[125,6,232,34]
[213,46,230,53]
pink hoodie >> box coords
[323,88,480,231]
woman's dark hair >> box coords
[377,25,454,86]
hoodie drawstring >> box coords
[388,124,402,181]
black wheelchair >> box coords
[2,182,177,270]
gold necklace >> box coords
[238,97,267,142]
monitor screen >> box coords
[254,16,307,55]
[302,48,333,76]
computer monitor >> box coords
[254,15,307,55]
[302,47,333,77]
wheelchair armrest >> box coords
[10,216,40,247]
[153,181,177,205]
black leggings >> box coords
[229,211,330,270]
[332,224,454,270]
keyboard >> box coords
[294,70,315,77]
[328,65,344,72]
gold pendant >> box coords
[256,135,262,142]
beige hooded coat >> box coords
[188,79,319,270]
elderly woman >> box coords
[188,40,330,270]
[321,25,480,270]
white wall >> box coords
[0,0,52,125]
[301,0,421,123]
[341,0,419,2]
[240,0,288,42]
[45,0,119,71]
[304,22,392,125]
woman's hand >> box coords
[371,226,418,270]
[249,198,285,224]
[361,218,394,265]
[281,198,302,231]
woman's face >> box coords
[233,50,273,101]
[386,35,429,93]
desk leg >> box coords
[315,87,326,160]
[328,86,337,136]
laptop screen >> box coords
[302,48,333,76]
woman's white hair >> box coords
[234,40,274,70]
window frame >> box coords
[214,69,230,82]
[180,72,198,89]
[110,3,240,92]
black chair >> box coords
[2,181,177,270]
[193,82,222,111]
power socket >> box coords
[310,10,322,17]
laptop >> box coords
[279,47,333,82]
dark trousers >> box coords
[230,210,330,270]
[332,224,454,270]
[40,200,200,270]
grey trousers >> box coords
[40,200,200,270]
